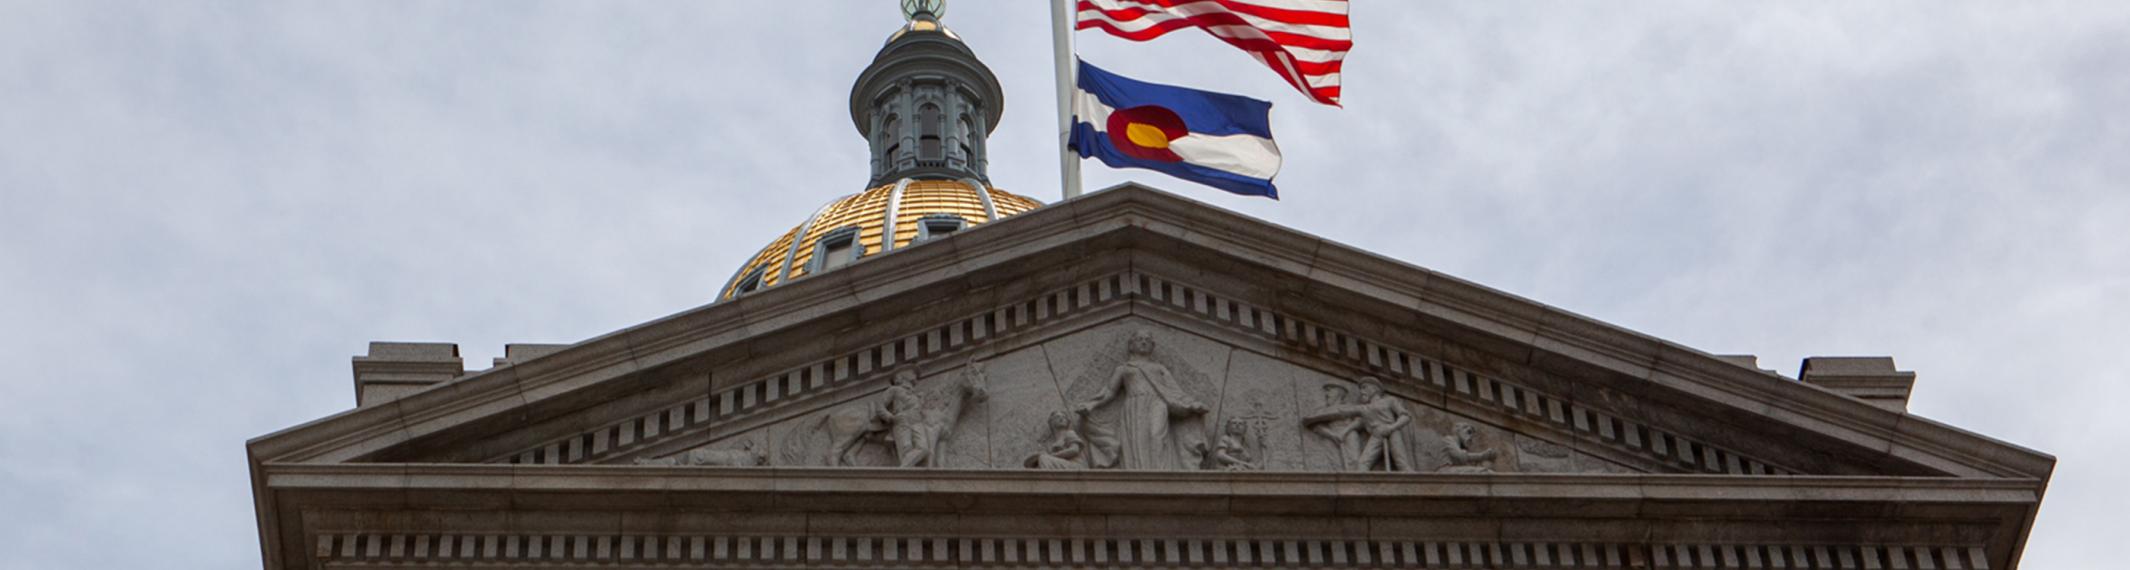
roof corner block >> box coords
[1714,354,1781,375]
[491,343,569,368]
[1799,356,1917,413]
[352,341,464,407]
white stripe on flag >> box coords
[1073,89,1114,128]
[1169,133,1281,180]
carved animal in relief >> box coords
[898,360,988,467]
[815,360,990,468]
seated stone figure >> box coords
[1438,422,1500,474]
[1211,417,1261,471]
[1025,411,1088,469]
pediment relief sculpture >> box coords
[1303,377,1420,472]
[1023,411,1088,469]
[1070,330,1214,470]
[637,323,1677,474]
[633,437,766,467]
[1211,417,1265,471]
[1438,423,1501,474]
[778,359,989,468]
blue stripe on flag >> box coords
[1071,121,1279,199]
[1077,61,1275,139]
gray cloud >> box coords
[1,2,2122,567]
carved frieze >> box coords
[1511,434,1573,473]
[1302,382,1364,470]
[1437,422,1501,474]
[1023,411,1088,469]
[686,320,1670,474]
[1066,330,1216,470]
[471,267,1806,477]
[634,437,767,467]
[1219,352,1307,471]
[483,271,1799,476]
[780,360,989,468]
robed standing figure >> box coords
[1074,330,1211,470]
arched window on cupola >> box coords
[957,115,974,160]
[880,114,901,162]
[918,104,943,161]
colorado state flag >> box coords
[1071,60,1283,199]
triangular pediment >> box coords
[581,315,1665,475]
[248,184,2051,483]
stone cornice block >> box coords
[1801,356,1918,412]
[351,341,463,407]
[494,343,568,367]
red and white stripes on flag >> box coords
[1075,0,1351,106]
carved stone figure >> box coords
[1211,417,1261,471]
[1301,383,1364,470]
[634,439,766,467]
[820,360,989,467]
[1073,330,1211,470]
[879,369,932,466]
[1024,411,1087,469]
[1349,377,1418,471]
[1439,422,1500,474]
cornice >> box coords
[260,460,2044,569]
[263,463,2044,517]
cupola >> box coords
[851,1,1005,186]
[718,2,1039,303]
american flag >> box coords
[1075,0,1352,106]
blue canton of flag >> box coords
[1070,60,1283,199]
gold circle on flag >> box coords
[1126,123,1173,149]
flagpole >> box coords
[1050,0,1083,200]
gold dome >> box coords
[719,179,1043,301]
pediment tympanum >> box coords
[437,265,1809,478]
[633,317,1642,475]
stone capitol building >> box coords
[247,6,2052,570]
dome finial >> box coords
[901,0,945,22]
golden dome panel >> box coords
[720,180,1042,301]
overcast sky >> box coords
[2,2,2124,568]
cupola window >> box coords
[957,116,974,160]
[880,114,900,160]
[918,104,943,161]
